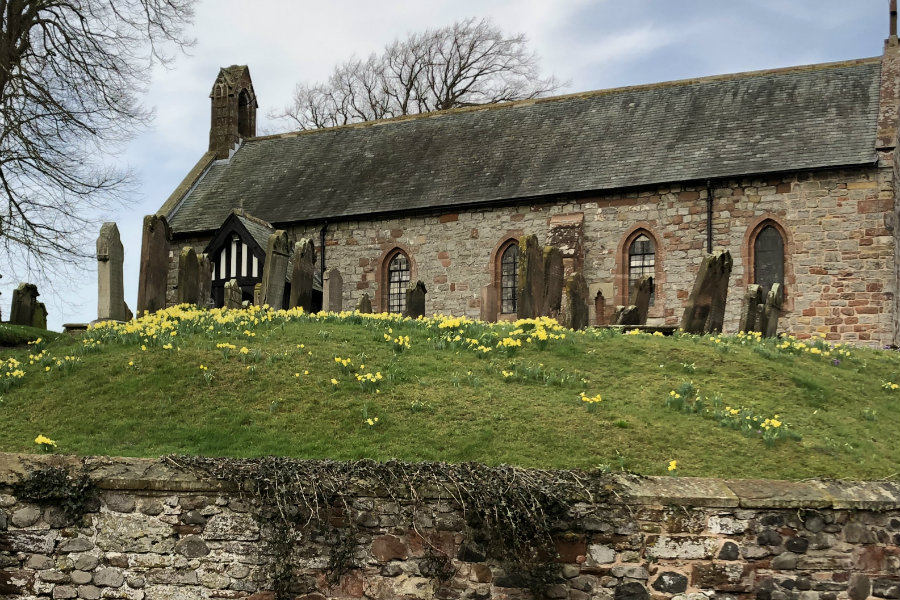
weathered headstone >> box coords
[542,246,564,319]
[516,234,544,319]
[594,290,607,326]
[356,293,373,314]
[563,272,589,330]
[176,246,200,305]
[404,280,427,318]
[253,283,262,306]
[197,254,213,308]
[137,214,172,315]
[631,275,654,324]
[614,305,641,326]
[289,238,317,311]
[97,222,128,321]
[680,250,733,334]
[763,283,783,338]
[260,230,290,309]
[323,268,343,312]
[9,283,39,326]
[739,284,765,333]
[32,303,48,330]
[480,284,498,322]
[224,279,242,309]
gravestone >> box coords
[323,268,343,312]
[594,290,607,326]
[9,283,39,326]
[356,293,373,314]
[289,238,316,311]
[516,234,544,319]
[197,254,213,308]
[97,222,128,321]
[739,284,765,333]
[404,280,427,318]
[260,230,290,309]
[176,246,200,305]
[480,284,498,322]
[224,279,242,309]
[763,283,783,338]
[680,250,733,335]
[614,305,641,326]
[253,283,262,306]
[563,272,589,330]
[631,276,654,325]
[137,214,172,315]
[32,303,48,330]
[542,246,564,319]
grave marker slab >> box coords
[224,279,242,309]
[357,293,373,314]
[198,254,213,308]
[260,230,290,309]
[177,246,200,305]
[97,223,128,321]
[763,283,783,338]
[323,268,343,312]
[563,272,589,330]
[10,283,39,326]
[680,250,733,335]
[404,280,427,318]
[137,215,172,315]
[516,234,544,319]
[543,246,564,319]
[289,238,316,311]
[739,284,765,333]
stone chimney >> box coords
[209,65,257,160]
[877,2,900,152]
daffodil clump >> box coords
[881,381,899,391]
[1,357,26,392]
[663,381,798,447]
[355,370,383,393]
[578,391,602,413]
[34,434,56,453]
[334,356,354,374]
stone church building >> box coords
[153,25,900,347]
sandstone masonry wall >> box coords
[164,164,898,346]
[1,454,898,600]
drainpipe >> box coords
[319,222,328,278]
[705,180,714,254]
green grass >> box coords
[1,306,898,480]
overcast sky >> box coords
[2,0,888,330]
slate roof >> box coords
[167,58,882,235]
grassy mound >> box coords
[0,323,62,347]
[1,305,897,479]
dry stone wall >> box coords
[1,454,898,600]
[163,163,898,346]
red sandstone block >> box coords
[802,308,816,317]
[434,275,448,284]
[439,213,459,223]
[679,191,700,201]
[358,258,369,267]
[441,259,452,267]
[356,281,370,290]
[859,238,873,246]
[437,251,450,259]
[325,240,339,247]
[510,213,525,222]
[390,229,403,238]
[866,283,883,292]
[809,267,828,275]
[856,306,879,314]
[776,183,791,193]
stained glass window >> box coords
[500,243,519,314]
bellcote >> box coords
[209,65,257,159]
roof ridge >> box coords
[232,208,273,229]
[249,56,881,143]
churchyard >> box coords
[1,304,897,480]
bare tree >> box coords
[0,0,195,279]
[274,18,563,130]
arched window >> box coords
[500,243,519,314]
[754,224,784,299]
[628,233,656,304]
[238,89,252,138]
[387,251,411,314]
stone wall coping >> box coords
[1,453,897,510]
